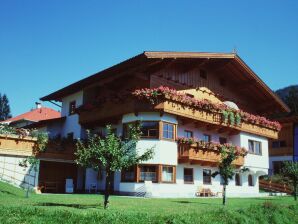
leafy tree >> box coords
[282,161,298,201]
[75,124,154,209]
[285,87,298,114]
[212,145,247,205]
[0,93,12,121]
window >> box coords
[203,169,212,185]
[122,166,135,182]
[272,140,287,148]
[163,123,174,140]
[69,101,76,115]
[219,78,226,87]
[248,140,262,155]
[67,132,74,140]
[184,168,194,183]
[248,174,254,186]
[235,173,242,186]
[139,165,157,182]
[203,134,211,143]
[200,69,207,79]
[162,166,174,182]
[219,137,227,144]
[220,175,226,185]
[184,130,193,138]
[141,122,159,138]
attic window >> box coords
[219,78,226,87]
[69,101,76,115]
[200,70,207,79]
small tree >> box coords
[212,145,247,205]
[0,94,12,121]
[75,124,154,209]
[282,161,298,201]
[19,156,39,198]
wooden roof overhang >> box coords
[40,51,289,115]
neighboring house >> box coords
[269,115,298,175]
[0,51,289,197]
[1,102,61,128]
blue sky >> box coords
[0,0,297,116]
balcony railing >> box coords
[78,97,279,139]
[178,142,244,167]
[0,134,36,157]
[0,135,76,161]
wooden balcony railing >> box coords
[36,140,76,161]
[0,135,76,161]
[269,147,293,156]
[78,99,279,139]
[0,134,36,156]
[178,143,244,167]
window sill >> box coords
[248,152,262,156]
[184,181,194,184]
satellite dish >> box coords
[223,101,239,110]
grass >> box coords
[0,181,297,224]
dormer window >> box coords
[200,69,207,79]
[69,101,76,115]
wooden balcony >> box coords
[178,143,244,167]
[269,147,293,157]
[78,99,279,139]
[36,140,76,161]
[0,134,36,156]
[0,135,76,161]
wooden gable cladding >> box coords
[178,143,244,167]
[0,135,36,157]
[269,122,294,157]
[150,70,254,113]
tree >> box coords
[212,145,247,205]
[0,93,12,121]
[75,124,154,209]
[285,87,298,114]
[282,161,298,201]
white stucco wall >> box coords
[61,91,84,139]
[231,132,269,175]
[0,155,39,190]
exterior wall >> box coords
[119,164,259,197]
[61,91,83,139]
[0,154,39,190]
[177,123,230,143]
[269,156,293,175]
[231,132,268,175]
[122,112,178,165]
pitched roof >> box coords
[40,51,290,113]
[1,107,61,124]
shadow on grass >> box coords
[35,202,101,209]
[172,200,220,205]
[0,190,18,196]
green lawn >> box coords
[0,181,297,224]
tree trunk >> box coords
[294,179,297,201]
[104,170,111,209]
[223,185,226,206]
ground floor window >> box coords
[139,165,157,182]
[248,174,254,186]
[121,166,135,182]
[184,168,194,183]
[203,169,212,185]
[235,173,242,186]
[162,166,174,183]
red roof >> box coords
[2,107,61,123]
